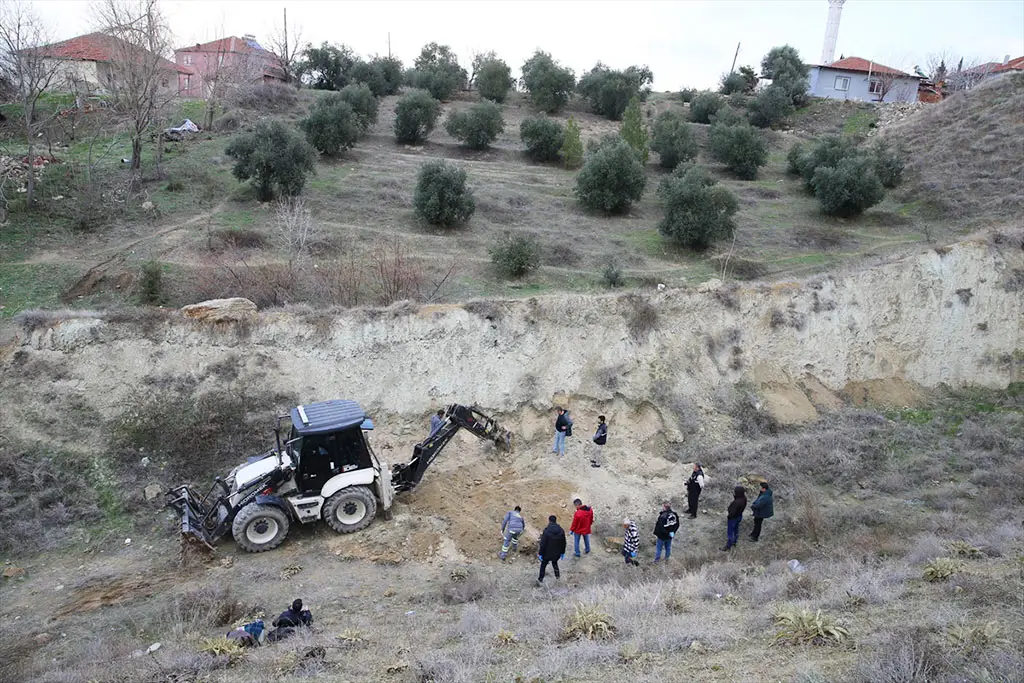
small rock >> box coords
[124,538,132,546]
[146,642,161,654]
[657,283,666,291]
[130,650,144,659]
[180,297,257,323]
[2,566,25,579]
[140,457,150,467]
[54,584,64,592]
[34,633,53,645]
[219,557,234,569]
[144,484,162,501]
[141,201,154,212]
[697,278,723,293]
[787,559,806,574]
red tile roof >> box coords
[36,32,191,74]
[994,56,1024,72]
[177,36,272,56]
[821,57,916,78]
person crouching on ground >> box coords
[749,481,774,542]
[499,505,525,560]
[537,515,567,585]
[268,599,313,642]
[621,518,640,566]
[653,501,680,562]
[721,486,747,551]
[569,498,594,557]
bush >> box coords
[796,135,860,188]
[679,88,697,103]
[872,139,906,188]
[140,260,163,304]
[761,45,809,107]
[574,137,646,214]
[720,71,748,95]
[773,606,849,646]
[489,231,540,277]
[444,101,505,150]
[349,56,403,97]
[337,83,378,132]
[689,91,725,123]
[577,63,653,120]
[475,57,514,103]
[300,93,360,156]
[225,119,316,201]
[521,50,576,113]
[563,604,615,641]
[650,110,697,169]
[811,156,885,216]
[302,42,357,90]
[410,42,467,100]
[619,97,649,163]
[394,89,442,144]
[601,263,624,288]
[520,116,564,162]
[658,164,739,249]
[709,122,769,179]
[786,142,805,175]
[414,160,475,226]
[747,83,794,128]
[560,116,584,169]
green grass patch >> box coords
[307,163,353,193]
[842,110,878,137]
[213,209,257,229]
[0,263,80,317]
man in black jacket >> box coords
[268,599,313,642]
[721,486,747,552]
[536,515,567,585]
[590,415,608,468]
[749,481,774,542]
[552,408,571,456]
[653,502,680,562]
[685,463,705,518]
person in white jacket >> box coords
[685,463,705,518]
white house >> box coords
[807,56,921,103]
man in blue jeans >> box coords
[652,502,680,562]
[551,407,571,456]
[721,486,747,551]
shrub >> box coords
[414,160,475,226]
[300,93,360,156]
[302,42,357,90]
[747,83,794,128]
[520,116,564,162]
[658,164,738,249]
[811,156,884,216]
[444,101,505,150]
[373,56,404,96]
[560,116,584,169]
[225,119,316,201]
[710,122,769,179]
[601,263,624,288]
[337,83,378,132]
[394,89,442,144]
[773,606,849,646]
[872,139,906,188]
[574,137,646,214]
[720,71,748,95]
[650,110,697,169]
[410,42,467,100]
[140,261,163,304]
[679,88,697,103]
[689,91,725,123]
[761,45,809,106]
[619,97,649,163]
[475,57,514,103]
[922,557,963,582]
[521,50,576,113]
[786,142,805,175]
[489,231,540,277]
[577,63,653,120]
[348,59,387,97]
[796,135,860,188]
[563,604,615,641]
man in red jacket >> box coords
[569,498,594,557]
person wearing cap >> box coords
[621,518,640,566]
[749,481,774,542]
[537,514,567,585]
[653,501,680,562]
[721,486,747,551]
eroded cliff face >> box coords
[3,237,1021,435]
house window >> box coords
[218,54,225,66]
[161,78,168,88]
[184,75,191,90]
[183,54,192,66]
[868,79,883,95]
[834,76,850,91]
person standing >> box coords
[685,462,706,518]
[653,502,680,562]
[749,481,774,542]
[499,505,525,560]
[591,415,608,468]
[569,498,594,557]
[537,515,567,585]
[721,486,747,551]
[552,407,570,456]
[621,518,640,566]
[429,409,445,436]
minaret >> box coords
[821,0,846,65]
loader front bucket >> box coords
[165,479,231,549]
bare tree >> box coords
[198,32,263,129]
[0,0,62,207]
[870,69,914,102]
[946,57,995,92]
[94,0,176,173]
[267,7,302,85]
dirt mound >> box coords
[55,572,176,617]
[888,73,1024,222]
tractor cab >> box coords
[283,400,377,495]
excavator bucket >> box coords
[451,404,514,451]
[165,478,232,549]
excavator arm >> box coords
[391,404,512,492]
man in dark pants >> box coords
[749,481,774,542]
[721,486,747,552]
[685,462,705,518]
[537,514,567,585]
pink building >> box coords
[174,35,285,98]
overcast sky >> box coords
[27,0,1024,89]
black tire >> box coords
[232,503,290,553]
[323,486,377,534]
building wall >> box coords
[45,59,104,93]
[807,66,919,103]
[174,47,278,98]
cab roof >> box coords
[290,399,367,435]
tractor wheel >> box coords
[323,486,377,534]
[232,503,290,553]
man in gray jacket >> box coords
[499,505,525,560]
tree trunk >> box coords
[204,100,216,130]
[25,138,36,208]
[154,133,164,179]
[131,136,142,170]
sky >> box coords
[26,0,1024,89]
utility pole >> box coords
[388,32,391,58]
[730,42,741,74]
[283,7,289,77]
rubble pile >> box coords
[870,102,927,134]
[0,154,59,190]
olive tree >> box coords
[226,119,317,201]
[574,137,646,214]
[521,51,575,113]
